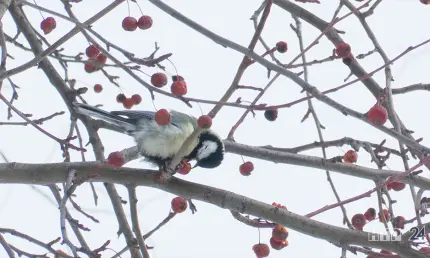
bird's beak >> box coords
[192,162,199,169]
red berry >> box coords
[389,181,406,191]
[56,250,67,256]
[122,17,138,31]
[151,73,168,88]
[131,94,142,105]
[40,17,56,35]
[123,98,134,109]
[276,41,288,53]
[93,84,103,93]
[364,208,376,221]
[172,75,185,82]
[269,237,288,250]
[367,104,388,126]
[252,243,270,258]
[171,81,187,96]
[351,213,366,230]
[264,109,278,121]
[171,197,187,213]
[177,160,192,175]
[239,161,254,176]
[419,247,430,254]
[116,94,126,103]
[137,15,153,30]
[271,202,286,209]
[386,182,392,191]
[85,45,100,58]
[420,0,430,4]
[197,115,212,129]
[84,63,97,73]
[335,42,351,57]
[107,151,125,168]
[272,224,288,241]
[96,53,107,65]
[343,150,358,163]
[379,209,390,222]
[393,216,406,229]
[155,109,171,126]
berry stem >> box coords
[75,79,91,88]
[106,248,122,258]
[257,227,261,244]
[33,0,45,19]
[167,58,179,77]
[196,102,204,116]
[126,0,131,17]
[151,97,157,112]
[135,1,144,16]
[336,146,345,154]
[240,155,245,163]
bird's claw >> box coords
[153,171,172,183]
[153,161,176,183]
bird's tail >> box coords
[73,102,136,133]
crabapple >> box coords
[155,109,171,126]
[107,151,125,168]
[171,197,187,213]
[239,161,254,176]
[197,115,212,129]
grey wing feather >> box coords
[170,110,198,129]
[111,110,157,121]
[110,110,197,128]
[73,102,136,133]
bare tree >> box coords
[1,0,430,257]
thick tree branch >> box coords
[0,163,426,256]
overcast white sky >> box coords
[1,0,430,257]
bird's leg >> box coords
[153,160,174,183]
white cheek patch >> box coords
[197,140,218,160]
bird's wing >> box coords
[110,110,196,128]
[170,110,198,129]
[111,110,157,121]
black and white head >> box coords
[188,130,224,169]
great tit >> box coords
[73,103,224,169]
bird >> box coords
[73,102,224,170]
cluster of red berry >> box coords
[252,225,289,258]
[252,203,289,258]
[335,42,390,126]
[116,93,142,109]
[151,73,188,97]
[84,45,107,73]
[272,202,286,209]
[352,207,406,230]
[122,16,153,31]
